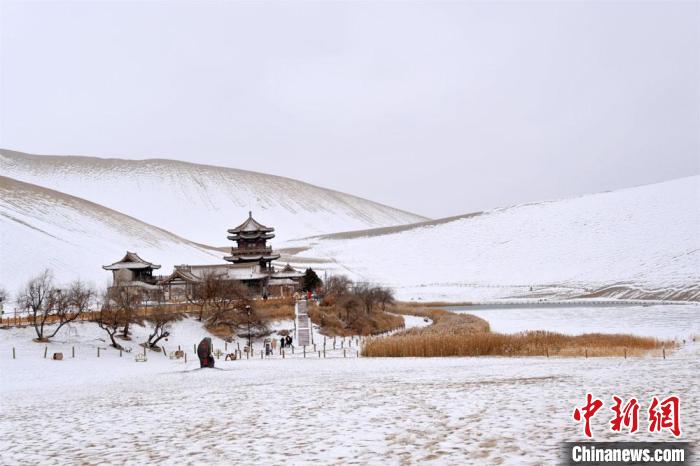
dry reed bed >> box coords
[363,305,674,358]
[362,331,673,357]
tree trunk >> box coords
[108,330,123,350]
[149,331,169,348]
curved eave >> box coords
[227,233,275,241]
[103,263,161,270]
[224,254,281,262]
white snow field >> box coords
[0,176,220,295]
[282,176,700,302]
[1,318,697,466]
[0,149,427,245]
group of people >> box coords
[277,334,293,349]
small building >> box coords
[268,263,305,297]
[103,251,162,291]
[159,263,269,301]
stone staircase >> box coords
[295,299,312,347]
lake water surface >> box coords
[446,303,700,340]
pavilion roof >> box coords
[103,251,161,270]
[227,211,274,234]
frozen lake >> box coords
[447,303,700,340]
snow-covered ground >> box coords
[283,176,700,302]
[448,303,700,341]
[0,149,427,245]
[1,319,697,465]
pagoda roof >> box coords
[159,267,200,284]
[227,211,274,234]
[103,251,161,270]
[224,253,281,262]
[227,232,275,241]
[273,263,304,278]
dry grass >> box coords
[363,304,674,358]
[309,304,404,337]
[255,299,295,321]
[362,330,673,358]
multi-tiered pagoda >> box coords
[224,211,281,271]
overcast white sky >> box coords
[1,1,698,218]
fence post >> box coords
[545,347,549,358]
[194,344,196,354]
[260,350,263,359]
[663,347,666,360]
[624,348,627,359]
[225,342,228,351]
[44,346,47,359]
[97,347,100,358]
[585,348,588,359]
[282,349,285,359]
[184,352,187,363]
[303,346,306,358]
[162,346,167,357]
[120,349,123,357]
[343,349,346,358]
[72,346,75,358]
[12,347,15,359]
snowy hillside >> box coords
[0,150,427,244]
[282,177,700,302]
[0,176,221,295]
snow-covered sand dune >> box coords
[0,176,220,294]
[0,149,427,245]
[282,176,700,302]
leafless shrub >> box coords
[16,270,94,342]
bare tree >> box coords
[207,279,251,326]
[376,286,395,311]
[354,283,383,315]
[186,271,221,321]
[322,275,352,301]
[107,285,145,340]
[144,302,183,349]
[92,294,129,350]
[16,270,93,341]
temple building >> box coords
[158,212,303,300]
[224,211,281,271]
[102,251,162,291]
